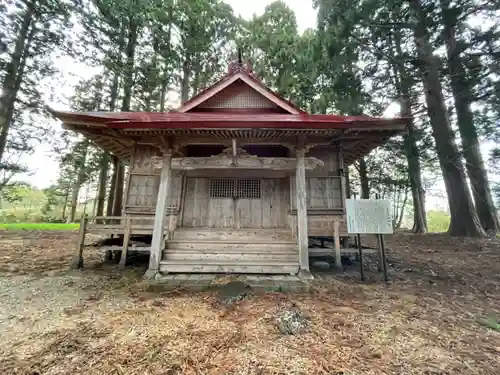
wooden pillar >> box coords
[296,148,312,279]
[145,151,172,278]
[333,219,342,270]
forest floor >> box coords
[0,230,499,375]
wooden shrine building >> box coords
[53,60,409,279]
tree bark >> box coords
[95,152,109,217]
[396,187,409,228]
[61,187,70,221]
[409,0,485,237]
[359,158,370,199]
[403,100,428,233]
[68,141,89,223]
[121,19,138,112]
[106,156,118,217]
[389,17,427,233]
[109,71,120,112]
[345,167,351,198]
[181,54,191,103]
[112,160,125,217]
[159,5,173,112]
[0,2,35,165]
[440,0,499,234]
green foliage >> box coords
[477,316,500,332]
[0,183,88,223]
[0,0,75,185]
[426,211,451,233]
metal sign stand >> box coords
[356,233,365,281]
[378,233,389,282]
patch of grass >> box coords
[427,210,451,233]
[0,222,79,231]
[477,316,500,331]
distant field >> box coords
[0,223,79,231]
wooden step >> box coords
[165,240,297,251]
[163,250,298,262]
[163,245,298,254]
[159,260,299,274]
[173,229,294,241]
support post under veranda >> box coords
[72,215,88,269]
[333,219,342,270]
[119,217,132,268]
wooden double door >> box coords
[181,177,288,229]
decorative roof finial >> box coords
[227,48,254,75]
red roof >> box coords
[51,110,409,130]
[49,62,409,132]
[177,65,306,114]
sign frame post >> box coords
[379,232,389,282]
[356,233,365,281]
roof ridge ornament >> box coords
[228,48,253,75]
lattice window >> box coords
[209,178,261,199]
[236,179,261,199]
[127,175,159,206]
[210,178,235,198]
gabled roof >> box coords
[177,66,305,114]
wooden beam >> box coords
[145,151,173,278]
[164,156,324,171]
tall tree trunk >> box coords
[109,71,120,112]
[121,20,138,112]
[359,158,370,199]
[0,2,35,164]
[61,187,70,221]
[181,55,191,103]
[95,152,109,217]
[389,19,427,233]
[160,76,169,112]
[106,156,118,216]
[396,187,409,228]
[108,19,136,218]
[345,167,351,198]
[403,100,428,233]
[440,0,499,234]
[409,0,485,237]
[68,142,90,223]
[159,6,173,112]
[112,161,124,217]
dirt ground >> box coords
[0,230,499,375]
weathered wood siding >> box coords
[306,147,340,176]
[289,148,344,210]
[181,176,288,229]
[125,146,182,215]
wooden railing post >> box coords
[71,215,88,269]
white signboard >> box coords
[346,199,393,234]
